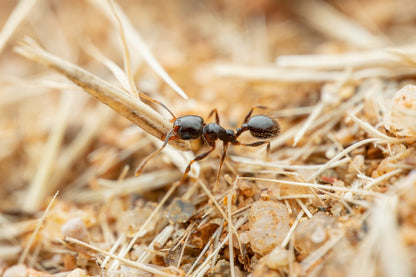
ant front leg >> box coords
[181,142,216,182]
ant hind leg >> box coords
[236,105,270,137]
[213,144,229,192]
[237,140,271,160]
[241,105,268,125]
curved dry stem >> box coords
[15,37,190,151]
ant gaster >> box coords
[136,106,280,189]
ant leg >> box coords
[207,108,220,124]
[236,105,268,137]
[135,129,174,176]
[181,143,216,181]
[138,92,177,119]
[214,143,228,192]
[236,140,271,159]
[241,105,267,125]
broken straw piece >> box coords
[383,84,416,137]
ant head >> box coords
[173,115,204,140]
[247,115,280,139]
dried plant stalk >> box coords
[293,0,387,48]
[15,38,190,151]
[0,0,39,54]
[89,0,188,99]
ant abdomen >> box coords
[247,115,280,139]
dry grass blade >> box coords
[197,180,243,251]
[15,37,189,150]
[227,188,236,277]
[107,0,139,99]
[136,225,175,264]
[214,63,416,82]
[307,138,382,181]
[89,0,188,99]
[86,43,131,93]
[65,237,178,277]
[23,93,72,213]
[293,0,387,48]
[100,234,125,269]
[109,182,181,271]
[18,191,59,265]
[240,177,381,197]
[0,0,39,54]
[191,215,247,277]
[275,47,414,69]
[281,210,304,249]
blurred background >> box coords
[1,0,416,276]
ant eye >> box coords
[247,115,280,139]
[174,115,204,140]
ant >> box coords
[135,106,280,189]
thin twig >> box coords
[18,191,59,264]
[65,237,177,277]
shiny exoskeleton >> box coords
[136,106,280,187]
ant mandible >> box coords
[135,106,280,189]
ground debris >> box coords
[1,0,416,276]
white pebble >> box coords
[3,265,27,277]
[247,200,290,255]
[266,246,290,269]
[61,217,88,240]
[383,84,416,137]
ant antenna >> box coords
[135,129,174,176]
[138,91,176,119]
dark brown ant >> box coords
[135,106,280,189]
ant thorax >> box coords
[204,123,236,144]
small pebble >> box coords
[247,200,290,255]
[67,268,89,277]
[266,246,290,269]
[383,84,416,137]
[295,212,337,255]
[165,198,195,224]
[3,265,27,277]
[61,217,87,240]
